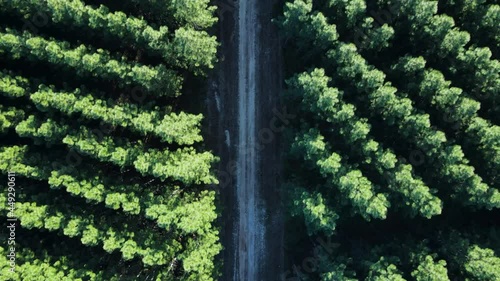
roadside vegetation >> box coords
[277,0,499,279]
[0,0,221,280]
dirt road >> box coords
[206,0,284,280]
[235,0,262,280]
[236,0,285,279]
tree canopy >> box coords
[278,0,500,280]
[0,0,221,280]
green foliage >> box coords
[0,105,24,133]
[0,192,181,266]
[325,0,395,51]
[320,261,357,281]
[292,127,389,220]
[0,28,182,95]
[0,0,220,279]
[276,0,338,54]
[287,68,442,218]
[168,27,219,73]
[392,56,500,186]
[0,69,29,97]
[380,0,500,121]
[16,115,69,145]
[1,0,218,74]
[289,185,339,236]
[411,255,450,281]
[10,113,218,184]
[439,1,499,53]
[464,245,500,281]
[366,257,406,281]
[0,245,113,281]
[327,0,366,28]
[278,0,500,280]
[126,0,218,29]
[0,71,204,144]
[327,43,498,209]
[0,145,143,215]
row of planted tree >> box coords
[0,0,221,280]
[278,0,499,280]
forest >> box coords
[277,0,499,280]
[0,0,499,280]
[0,0,221,280]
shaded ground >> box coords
[255,0,285,280]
